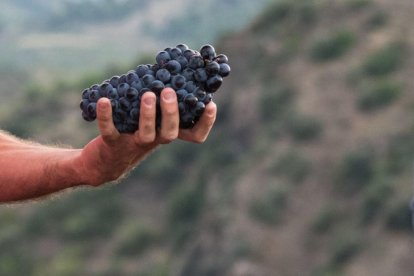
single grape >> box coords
[171,75,186,90]
[150,80,165,95]
[166,60,182,74]
[126,87,139,101]
[194,68,208,82]
[156,51,171,65]
[214,54,228,64]
[136,65,148,77]
[200,44,216,60]
[156,68,171,83]
[117,83,130,97]
[205,61,220,76]
[219,63,231,77]
[205,75,223,92]
[176,43,189,52]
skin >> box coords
[0,88,217,203]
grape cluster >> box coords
[80,44,230,133]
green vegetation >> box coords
[362,43,406,76]
[285,113,323,141]
[270,150,312,183]
[310,30,356,61]
[346,0,373,11]
[365,10,388,30]
[357,79,403,111]
[312,205,339,234]
[115,223,160,257]
[329,231,361,267]
[249,188,288,225]
[336,149,375,195]
[359,178,393,223]
[385,200,412,232]
[260,84,296,122]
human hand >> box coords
[79,87,217,186]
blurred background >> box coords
[0,0,413,275]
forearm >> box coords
[0,142,85,202]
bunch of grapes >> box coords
[80,44,230,133]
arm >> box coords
[0,88,217,203]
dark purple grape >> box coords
[200,44,216,60]
[184,94,198,107]
[80,99,89,112]
[180,112,195,129]
[88,89,101,102]
[110,76,120,87]
[166,60,182,74]
[142,74,156,87]
[203,93,213,105]
[176,43,189,52]
[156,68,171,83]
[117,83,130,97]
[136,65,148,77]
[185,81,197,93]
[192,101,205,116]
[156,51,171,66]
[110,99,119,110]
[205,75,223,92]
[119,74,127,84]
[150,80,165,95]
[170,47,182,59]
[126,71,139,84]
[219,63,231,77]
[119,97,131,111]
[176,89,188,101]
[82,89,90,99]
[126,87,139,101]
[194,68,208,82]
[178,102,186,113]
[214,54,228,64]
[188,55,204,69]
[87,103,97,118]
[131,80,143,91]
[183,49,195,60]
[182,68,195,81]
[99,83,113,97]
[205,61,220,76]
[175,55,188,68]
[108,88,119,100]
[82,111,94,122]
[171,75,186,90]
[130,108,139,120]
[194,87,206,101]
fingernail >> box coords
[162,90,175,102]
[143,96,155,106]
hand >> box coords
[80,88,217,186]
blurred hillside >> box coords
[1,0,414,275]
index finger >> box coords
[96,98,120,144]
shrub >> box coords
[260,84,295,122]
[285,114,323,141]
[116,223,160,257]
[359,179,393,224]
[249,189,288,225]
[365,10,388,30]
[312,206,338,234]
[310,30,356,61]
[168,183,204,231]
[329,232,361,266]
[336,149,375,195]
[346,0,373,11]
[385,200,412,232]
[271,150,311,183]
[362,43,406,76]
[357,80,402,111]
[252,1,293,32]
